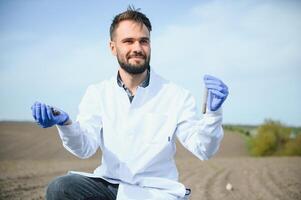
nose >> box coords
[132,41,143,53]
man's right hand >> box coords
[31,101,70,128]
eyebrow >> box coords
[121,37,150,42]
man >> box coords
[31,7,229,200]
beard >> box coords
[117,52,150,75]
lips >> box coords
[130,57,144,61]
[129,56,145,59]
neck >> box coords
[118,68,147,95]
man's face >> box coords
[110,20,151,74]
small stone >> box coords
[226,183,233,191]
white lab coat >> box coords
[56,68,223,200]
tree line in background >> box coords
[224,120,301,156]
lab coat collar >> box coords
[110,67,169,109]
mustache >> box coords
[128,52,146,59]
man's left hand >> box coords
[204,74,229,111]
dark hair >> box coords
[110,5,152,40]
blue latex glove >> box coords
[204,74,229,111]
[31,101,69,128]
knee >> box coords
[46,174,79,199]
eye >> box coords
[140,39,149,44]
[123,40,133,44]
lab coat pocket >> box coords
[141,113,170,144]
[133,113,175,165]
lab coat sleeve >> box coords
[175,91,223,160]
[56,85,102,159]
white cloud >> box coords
[1,1,300,125]
[0,33,116,120]
[151,1,301,125]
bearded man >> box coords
[31,6,229,200]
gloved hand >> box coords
[31,101,69,128]
[204,75,229,111]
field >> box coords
[0,122,300,200]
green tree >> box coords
[250,119,292,156]
[281,134,301,156]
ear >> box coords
[109,41,117,56]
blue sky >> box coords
[1,0,300,126]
